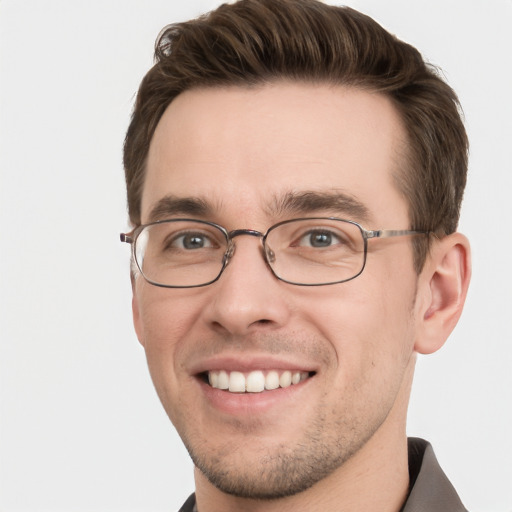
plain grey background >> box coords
[1,1,511,510]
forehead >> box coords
[143,82,408,226]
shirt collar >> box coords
[401,437,468,512]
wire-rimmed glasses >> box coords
[120,217,428,288]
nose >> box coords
[203,235,292,336]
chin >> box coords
[182,418,372,500]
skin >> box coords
[131,83,471,512]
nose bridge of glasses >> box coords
[222,229,269,267]
[228,229,264,239]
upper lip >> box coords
[188,354,318,376]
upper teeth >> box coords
[208,370,309,393]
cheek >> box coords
[295,270,417,375]
[312,283,416,425]
[135,284,204,380]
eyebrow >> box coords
[146,190,371,225]
[147,195,214,223]
[268,190,371,223]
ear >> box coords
[131,274,146,348]
[414,232,471,355]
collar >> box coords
[401,437,468,512]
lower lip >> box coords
[196,376,313,416]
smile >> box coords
[207,370,312,393]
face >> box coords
[133,83,422,499]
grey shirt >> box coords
[178,438,468,512]
[402,438,468,512]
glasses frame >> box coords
[120,217,429,288]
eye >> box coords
[169,231,214,250]
[298,230,342,248]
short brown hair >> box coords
[123,0,468,271]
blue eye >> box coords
[171,232,214,250]
[299,230,340,248]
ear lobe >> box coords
[414,233,471,355]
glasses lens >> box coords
[265,219,365,285]
[134,220,228,287]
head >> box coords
[122,0,470,503]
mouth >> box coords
[201,369,315,393]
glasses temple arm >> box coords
[366,229,429,239]
[120,233,134,244]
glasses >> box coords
[120,218,428,288]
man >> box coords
[120,0,471,510]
